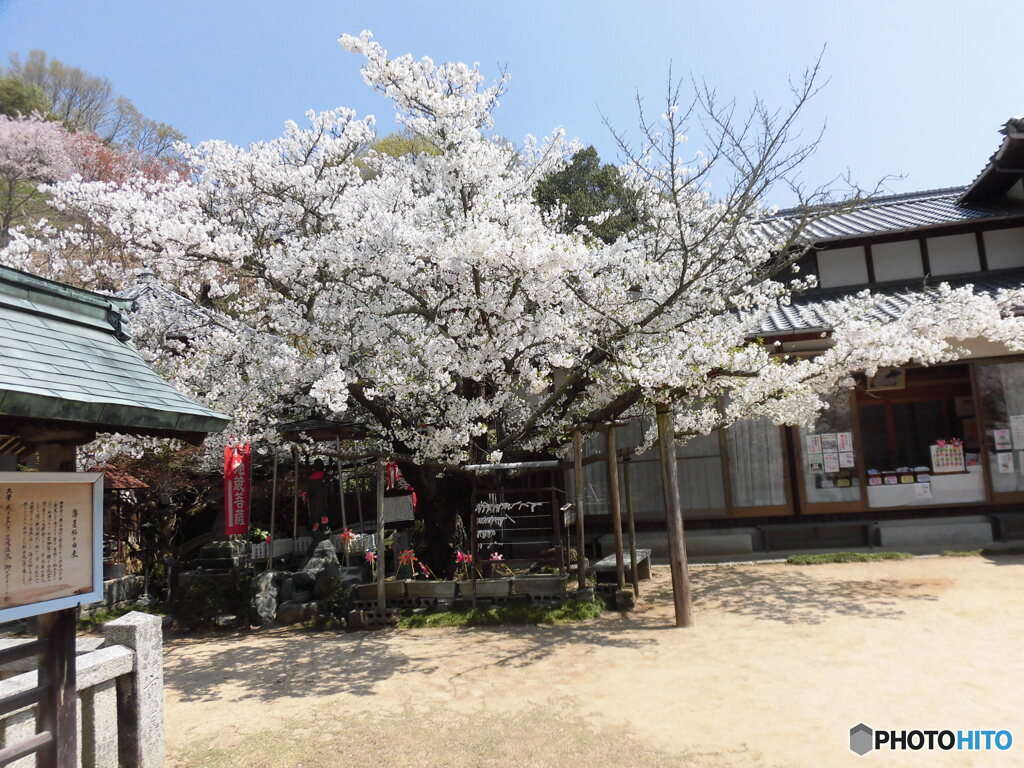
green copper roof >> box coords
[0,265,229,437]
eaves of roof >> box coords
[756,268,1024,337]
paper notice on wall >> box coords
[838,451,855,468]
[997,451,1015,474]
[1011,416,1024,449]
[914,483,933,500]
[837,432,854,452]
[806,434,822,455]
[995,429,1012,451]
[823,452,840,473]
[807,453,824,472]
[820,433,838,452]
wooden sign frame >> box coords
[0,472,103,623]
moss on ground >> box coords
[397,599,604,629]
[785,551,913,565]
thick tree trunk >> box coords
[399,462,474,577]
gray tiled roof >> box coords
[760,186,1024,244]
[757,269,1024,336]
[0,266,229,437]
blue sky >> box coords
[1,0,1022,205]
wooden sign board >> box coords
[0,472,103,622]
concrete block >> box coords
[0,709,36,768]
[81,679,118,768]
[104,612,164,768]
[878,515,994,549]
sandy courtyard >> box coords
[163,555,1024,767]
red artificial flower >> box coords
[490,552,504,562]
[365,550,377,564]
[399,549,416,565]
[341,528,356,542]
[321,516,329,524]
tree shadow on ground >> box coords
[163,618,657,704]
[674,566,941,625]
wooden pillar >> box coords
[656,402,693,627]
[291,446,299,541]
[571,428,587,591]
[605,425,626,591]
[267,448,278,570]
[622,452,640,598]
[335,438,348,566]
[375,459,386,610]
[37,607,77,768]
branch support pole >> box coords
[291,445,299,541]
[267,448,278,571]
[605,424,626,591]
[571,427,588,592]
[656,401,693,627]
[376,458,386,611]
[621,451,640,598]
[335,437,348,566]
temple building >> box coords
[578,118,1024,557]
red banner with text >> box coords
[224,443,251,535]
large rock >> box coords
[301,540,342,578]
[250,571,279,625]
[276,601,319,625]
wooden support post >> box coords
[335,438,348,566]
[376,459,386,611]
[268,448,278,570]
[656,402,693,627]
[291,446,300,541]
[622,452,640,598]
[37,607,77,768]
[355,470,365,532]
[605,425,626,591]
[571,428,587,591]
[550,486,565,575]
[470,488,479,611]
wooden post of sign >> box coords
[605,425,626,592]
[622,451,640,598]
[571,427,588,592]
[291,446,300,542]
[36,607,77,768]
[268,448,278,571]
[335,438,348,566]
[376,459,386,611]
[656,402,693,627]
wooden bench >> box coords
[592,548,652,582]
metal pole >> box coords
[622,452,640,598]
[656,401,693,627]
[268,448,278,571]
[335,437,348,565]
[572,428,588,592]
[376,458,386,611]
[605,425,626,591]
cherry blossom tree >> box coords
[0,113,77,242]
[4,33,1024,568]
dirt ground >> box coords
[163,555,1024,768]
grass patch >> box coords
[398,599,604,629]
[940,549,983,557]
[786,551,913,565]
